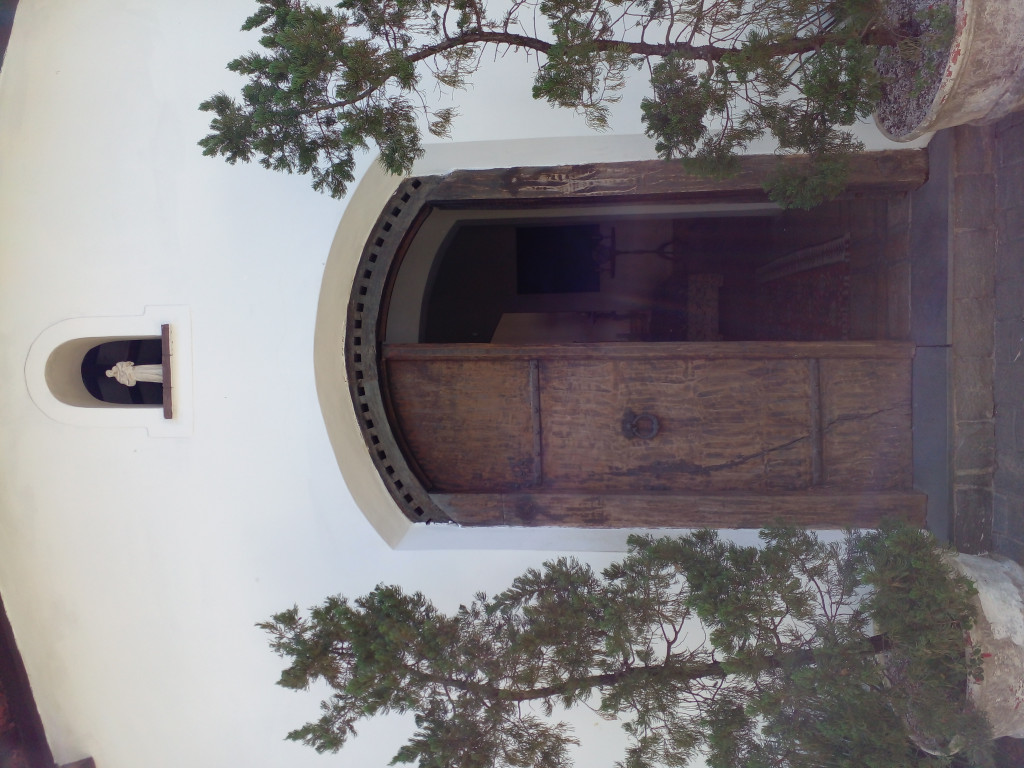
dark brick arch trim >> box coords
[345,176,446,523]
[343,152,928,525]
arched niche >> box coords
[317,149,931,543]
[48,332,167,411]
[26,307,192,436]
[80,338,164,406]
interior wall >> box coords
[386,203,784,344]
[410,205,877,346]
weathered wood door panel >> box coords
[386,358,537,491]
[383,342,922,527]
[539,358,813,491]
[819,358,912,490]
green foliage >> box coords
[639,55,712,160]
[764,156,853,210]
[263,523,994,768]
[199,0,426,198]
[854,521,993,766]
[201,0,927,205]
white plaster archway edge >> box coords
[25,305,194,437]
[315,134,772,551]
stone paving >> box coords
[925,113,1024,562]
[991,111,1024,565]
[990,112,1024,563]
[935,113,1024,561]
[950,123,997,554]
[945,110,1024,768]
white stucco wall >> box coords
[0,3,912,767]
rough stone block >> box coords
[997,243,1024,285]
[955,420,995,473]
[996,405,1018,455]
[953,173,995,230]
[998,134,1024,167]
[952,229,996,299]
[954,487,993,554]
[953,124,995,174]
[994,356,1024,403]
[992,492,1015,535]
[995,452,1024,496]
[994,277,1024,320]
[952,297,995,356]
[953,356,994,421]
[995,113,1024,163]
[1015,404,1024,454]
[957,469,996,489]
[997,206,1024,245]
[994,109,1024,133]
[994,535,1024,566]
[994,318,1024,364]
[997,167,1024,213]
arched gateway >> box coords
[334,151,930,530]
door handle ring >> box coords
[622,410,660,439]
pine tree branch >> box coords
[295,28,864,116]
[495,659,727,703]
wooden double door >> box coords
[383,341,924,528]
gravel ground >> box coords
[874,0,959,137]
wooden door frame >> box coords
[345,151,928,527]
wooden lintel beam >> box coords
[430,150,929,206]
[434,491,928,529]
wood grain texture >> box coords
[386,343,916,527]
[820,358,913,490]
[429,151,929,206]
[539,357,813,491]
[808,358,824,485]
[386,358,537,491]
[434,490,928,528]
[529,359,543,486]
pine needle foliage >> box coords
[261,523,993,768]
[201,0,910,206]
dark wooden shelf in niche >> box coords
[161,323,172,420]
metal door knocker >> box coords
[622,410,660,439]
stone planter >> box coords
[875,0,1024,141]
[953,553,1024,739]
[877,552,1024,754]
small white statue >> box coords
[105,361,163,387]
